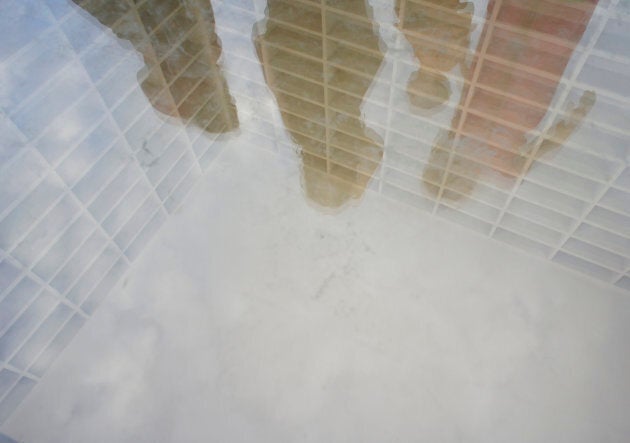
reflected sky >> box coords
[0,1,627,289]
[1,0,630,431]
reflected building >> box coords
[253,0,385,209]
[73,0,238,134]
[1,0,629,430]
[399,0,598,202]
[396,0,475,111]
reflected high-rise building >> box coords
[253,0,385,209]
[73,0,238,134]
[399,0,598,202]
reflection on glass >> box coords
[253,0,385,209]
[398,0,599,202]
[73,0,238,134]
[396,0,475,111]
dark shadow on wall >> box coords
[73,0,238,134]
[253,0,385,210]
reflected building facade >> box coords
[253,0,385,209]
[399,0,599,202]
[396,0,475,111]
[1,0,629,430]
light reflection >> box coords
[70,0,605,208]
[1,0,630,430]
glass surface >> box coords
[1,0,630,433]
